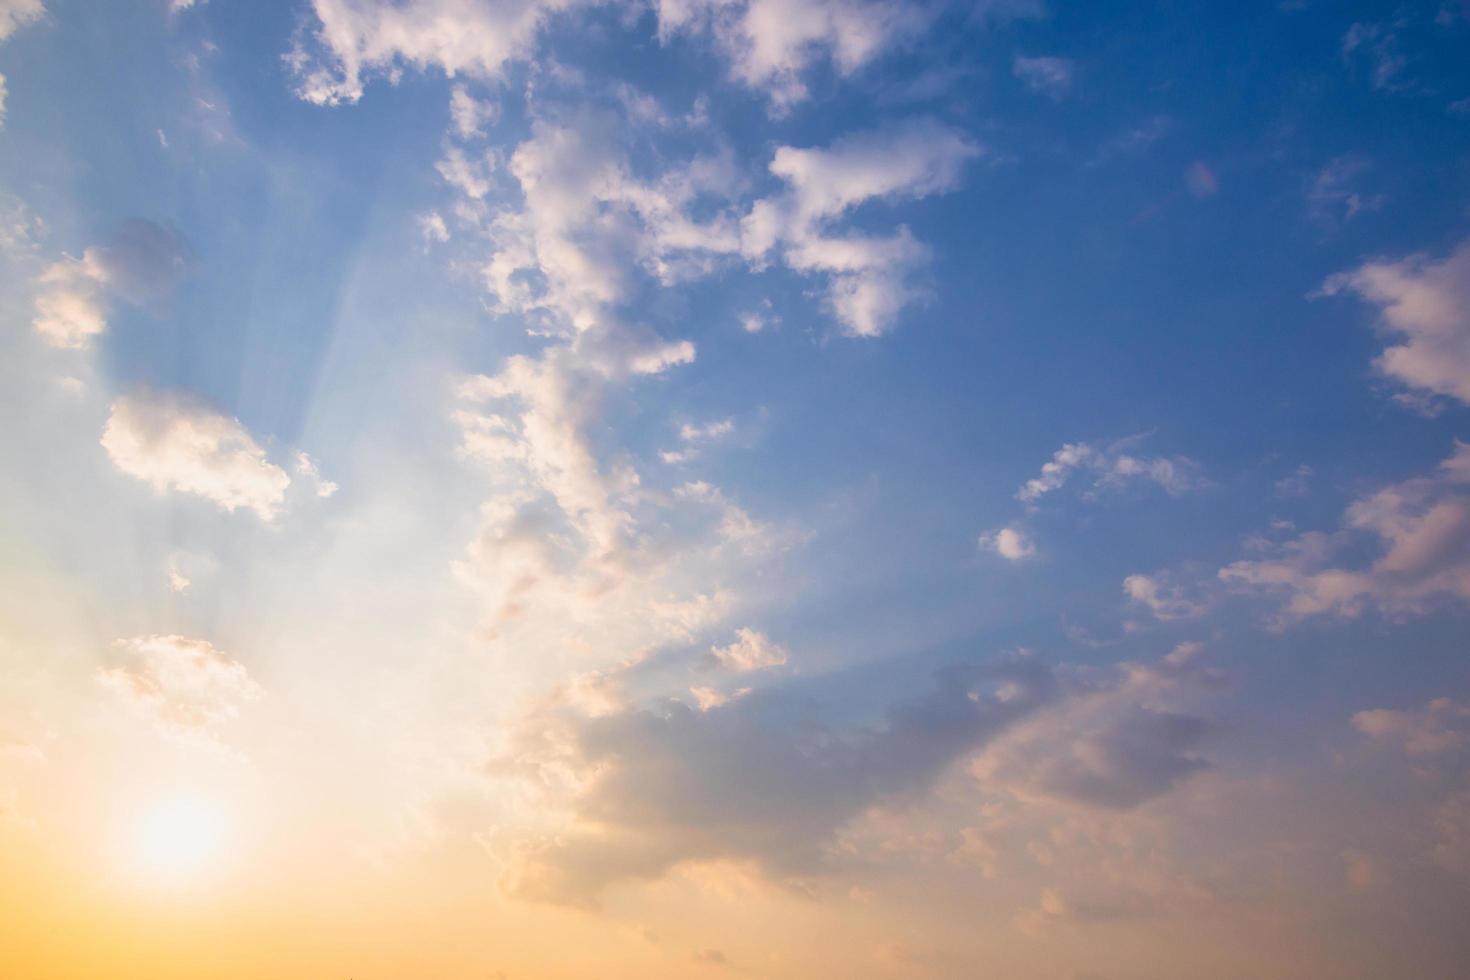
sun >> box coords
[133,796,228,881]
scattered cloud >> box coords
[1221,441,1470,621]
[980,525,1035,560]
[101,389,292,520]
[743,118,980,336]
[1013,55,1073,99]
[1318,238,1470,407]
[1354,698,1470,755]
[32,219,193,349]
[1017,438,1203,506]
[1123,573,1205,621]
[708,627,786,672]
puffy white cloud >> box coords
[287,0,588,106]
[980,525,1035,560]
[1013,55,1073,99]
[655,0,933,112]
[708,627,786,672]
[32,219,193,349]
[98,634,261,738]
[743,118,980,337]
[101,389,292,520]
[1017,438,1202,505]
[0,0,43,43]
[1318,239,1470,407]
[1220,442,1470,621]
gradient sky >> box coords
[2,1,1470,978]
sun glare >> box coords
[133,797,228,881]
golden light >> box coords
[132,796,228,881]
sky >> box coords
[1,0,1470,977]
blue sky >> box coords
[2,1,1470,978]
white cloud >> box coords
[0,0,43,43]
[1123,573,1205,621]
[287,0,587,106]
[295,451,339,498]
[419,209,450,244]
[436,145,496,200]
[661,417,734,464]
[743,118,980,336]
[449,82,497,138]
[708,627,786,672]
[1318,239,1470,407]
[980,526,1035,560]
[31,220,193,349]
[98,634,261,738]
[656,0,934,112]
[1220,441,1470,621]
[1013,55,1073,99]
[101,389,292,521]
[1017,438,1202,505]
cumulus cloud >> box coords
[1017,438,1203,505]
[1013,55,1073,99]
[0,0,42,43]
[1220,441,1470,621]
[287,0,588,106]
[101,389,292,520]
[708,627,786,672]
[31,219,193,349]
[98,634,261,738]
[742,118,980,336]
[655,0,934,112]
[1318,239,1470,407]
[980,525,1035,560]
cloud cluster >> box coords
[742,118,980,336]
[1220,441,1470,621]
[287,0,587,106]
[1319,238,1470,408]
[101,389,293,520]
[98,634,261,738]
